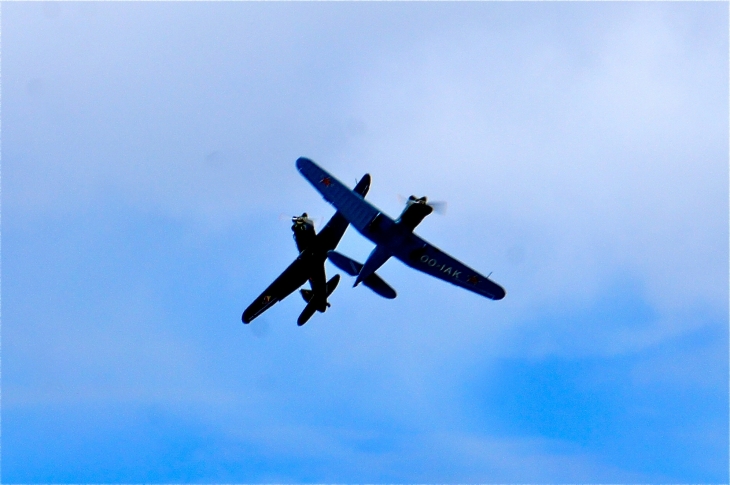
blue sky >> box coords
[3,1,728,482]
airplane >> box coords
[241,172,396,326]
[296,157,506,301]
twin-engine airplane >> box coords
[297,157,506,301]
[242,173,395,326]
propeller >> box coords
[399,194,447,215]
[291,212,314,227]
[283,212,325,230]
[429,200,448,215]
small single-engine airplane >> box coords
[296,157,506,301]
[241,172,395,326]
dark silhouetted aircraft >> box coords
[242,172,394,326]
[296,157,506,301]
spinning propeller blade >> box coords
[429,200,447,215]
[401,195,447,215]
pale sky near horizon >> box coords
[3,1,728,482]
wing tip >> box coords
[295,157,313,172]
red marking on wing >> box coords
[467,275,479,285]
[321,177,332,187]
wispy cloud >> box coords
[3,1,727,482]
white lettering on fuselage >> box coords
[420,254,460,279]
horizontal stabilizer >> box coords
[363,273,397,299]
[298,274,340,325]
[328,251,397,299]
[328,251,361,276]
[300,288,313,303]
[326,274,340,296]
[301,275,340,303]
[298,301,317,326]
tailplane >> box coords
[327,251,397,299]
[298,274,340,326]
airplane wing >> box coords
[296,157,383,234]
[297,157,505,301]
[314,173,372,251]
[393,234,506,300]
[242,258,310,323]
[243,172,371,324]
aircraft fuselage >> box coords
[353,199,433,286]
